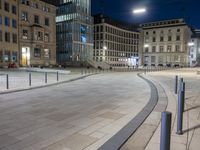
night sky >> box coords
[91,0,200,28]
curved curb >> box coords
[0,74,96,95]
[98,73,159,150]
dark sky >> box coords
[91,0,200,28]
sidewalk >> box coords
[145,68,200,150]
[0,68,93,94]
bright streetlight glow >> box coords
[188,42,194,46]
[133,8,146,14]
[103,46,108,50]
[144,44,149,48]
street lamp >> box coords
[188,42,194,46]
[133,8,146,14]
[144,44,149,48]
[103,46,108,50]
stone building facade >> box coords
[19,0,56,67]
[140,19,192,67]
[0,0,18,68]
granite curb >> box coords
[98,73,159,150]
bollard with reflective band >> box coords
[175,76,178,94]
[177,90,184,135]
[57,71,59,82]
[45,72,47,84]
[179,78,183,92]
[181,82,185,111]
[6,74,9,89]
[160,111,172,150]
[29,73,32,86]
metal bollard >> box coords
[81,69,83,75]
[175,76,178,94]
[177,89,184,135]
[181,82,185,111]
[29,73,32,86]
[6,74,9,89]
[179,78,183,92]
[160,111,172,150]
[57,71,59,82]
[45,72,47,84]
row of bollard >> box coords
[5,72,60,89]
[160,75,185,150]
[81,68,111,75]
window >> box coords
[5,32,10,42]
[160,36,164,42]
[22,30,28,39]
[12,34,17,43]
[159,46,164,52]
[12,19,17,28]
[152,37,156,42]
[168,36,172,41]
[34,15,39,24]
[4,51,10,62]
[175,45,180,52]
[153,31,156,34]
[5,17,10,27]
[145,47,149,53]
[34,48,41,57]
[12,5,16,14]
[45,18,49,26]
[4,2,9,12]
[177,29,180,32]
[0,51,3,62]
[21,12,28,21]
[12,52,17,62]
[167,46,172,52]
[44,49,50,58]
[33,3,38,8]
[152,46,156,52]
[37,31,43,40]
[146,32,149,35]
[176,35,180,41]
[0,30,2,41]
[21,0,30,6]
[44,33,49,42]
[0,15,2,24]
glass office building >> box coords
[44,0,94,66]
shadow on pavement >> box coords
[185,105,200,112]
[183,124,200,133]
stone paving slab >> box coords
[0,72,150,150]
[121,74,168,150]
[99,74,159,150]
[144,69,200,150]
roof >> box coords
[93,14,139,32]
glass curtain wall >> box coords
[56,0,93,65]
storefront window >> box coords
[34,48,41,58]
[44,49,50,58]
[0,51,3,62]
[12,52,17,62]
[4,51,10,62]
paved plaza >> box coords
[0,68,86,92]
[0,72,150,150]
[0,68,200,150]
